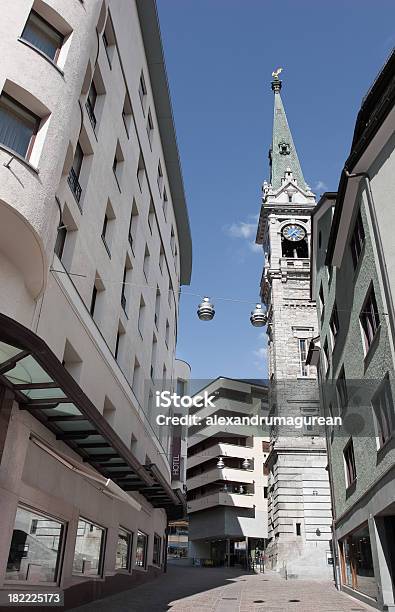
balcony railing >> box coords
[67,167,82,204]
[85,99,97,131]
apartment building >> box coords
[309,50,395,610]
[0,0,191,608]
[187,378,269,567]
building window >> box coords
[128,200,138,253]
[165,320,170,348]
[132,358,140,397]
[153,534,161,566]
[330,303,339,347]
[86,80,97,131]
[102,17,116,67]
[121,267,128,313]
[340,523,376,598]
[54,218,67,260]
[115,528,132,571]
[73,518,105,576]
[318,283,325,318]
[360,285,380,353]
[148,201,155,235]
[296,523,301,536]
[298,339,309,377]
[170,226,176,256]
[155,287,161,329]
[6,506,65,583]
[336,365,348,413]
[68,142,83,204]
[143,246,150,281]
[157,161,163,194]
[90,284,98,316]
[322,337,329,377]
[135,531,148,568]
[101,214,110,257]
[137,151,145,190]
[372,374,394,449]
[159,246,165,273]
[163,187,168,220]
[139,72,147,114]
[343,438,356,487]
[21,11,64,62]
[113,142,123,191]
[0,93,39,160]
[138,297,145,337]
[122,94,132,137]
[147,109,154,146]
[350,209,365,270]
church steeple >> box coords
[269,69,308,192]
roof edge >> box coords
[135,0,192,285]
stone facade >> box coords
[255,75,332,579]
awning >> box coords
[0,313,184,517]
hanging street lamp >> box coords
[197,297,215,321]
[250,304,267,327]
[216,457,225,469]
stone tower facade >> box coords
[255,73,332,578]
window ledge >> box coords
[0,144,39,174]
[18,38,65,77]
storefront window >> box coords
[6,506,64,583]
[153,533,161,566]
[72,519,105,576]
[135,531,148,568]
[115,528,132,570]
[341,523,377,600]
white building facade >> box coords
[187,378,269,567]
[255,73,332,578]
[0,0,191,608]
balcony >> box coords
[187,466,255,491]
[187,491,255,513]
[188,441,254,470]
[67,167,82,205]
[85,99,97,132]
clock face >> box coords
[282,224,306,242]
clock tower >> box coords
[256,71,332,578]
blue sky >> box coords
[156,0,395,380]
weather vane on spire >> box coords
[272,67,283,80]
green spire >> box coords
[269,71,308,191]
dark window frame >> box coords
[343,438,357,487]
[350,209,365,270]
[360,284,380,353]
[21,10,64,63]
[0,93,40,160]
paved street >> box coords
[71,566,376,612]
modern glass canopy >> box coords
[0,314,185,519]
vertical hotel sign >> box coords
[171,415,182,481]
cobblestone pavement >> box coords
[70,566,377,612]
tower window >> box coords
[296,523,301,536]
[298,339,309,377]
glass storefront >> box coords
[72,518,105,576]
[135,531,148,568]
[115,528,132,570]
[6,506,64,584]
[340,523,377,600]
